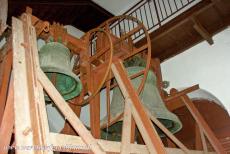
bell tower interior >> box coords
[0,0,230,153]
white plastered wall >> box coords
[92,0,140,15]
[161,27,230,114]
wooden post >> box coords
[12,14,52,154]
[90,92,101,138]
[0,80,14,154]
[130,116,136,143]
[0,51,12,125]
[121,99,132,154]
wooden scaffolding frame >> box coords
[0,13,226,154]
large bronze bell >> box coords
[39,42,82,101]
[100,58,182,140]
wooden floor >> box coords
[137,0,230,62]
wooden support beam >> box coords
[12,15,51,154]
[165,85,199,111]
[130,116,136,143]
[89,62,101,138]
[37,69,105,154]
[49,133,217,154]
[121,100,132,154]
[90,93,101,138]
[181,95,226,153]
[111,60,166,154]
[28,14,52,152]
[0,51,12,125]
[105,80,111,131]
[192,17,214,45]
[165,85,199,102]
[0,81,14,154]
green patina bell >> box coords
[101,57,182,141]
[39,42,82,101]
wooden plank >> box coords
[37,69,105,154]
[12,16,38,154]
[111,60,166,154]
[0,51,12,125]
[28,14,52,153]
[165,85,199,111]
[0,0,8,34]
[50,133,148,154]
[90,93,101,138]
[130,116,136,143]
[106,80,111,128]
[164,85,199,102]
[22,13,52,154]
[181,95,226,153]
[121,99,132,154]
[13,14,52,154]
[49,133,216,154]
[0,81,14,154]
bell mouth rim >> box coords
[100,114,182,138]
[41,67,82,101]
[156,118,183,137]
[99,111,183,136]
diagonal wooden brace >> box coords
[37,69,105,154]
[111,60,166,154]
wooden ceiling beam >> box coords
[192,17,214,45]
